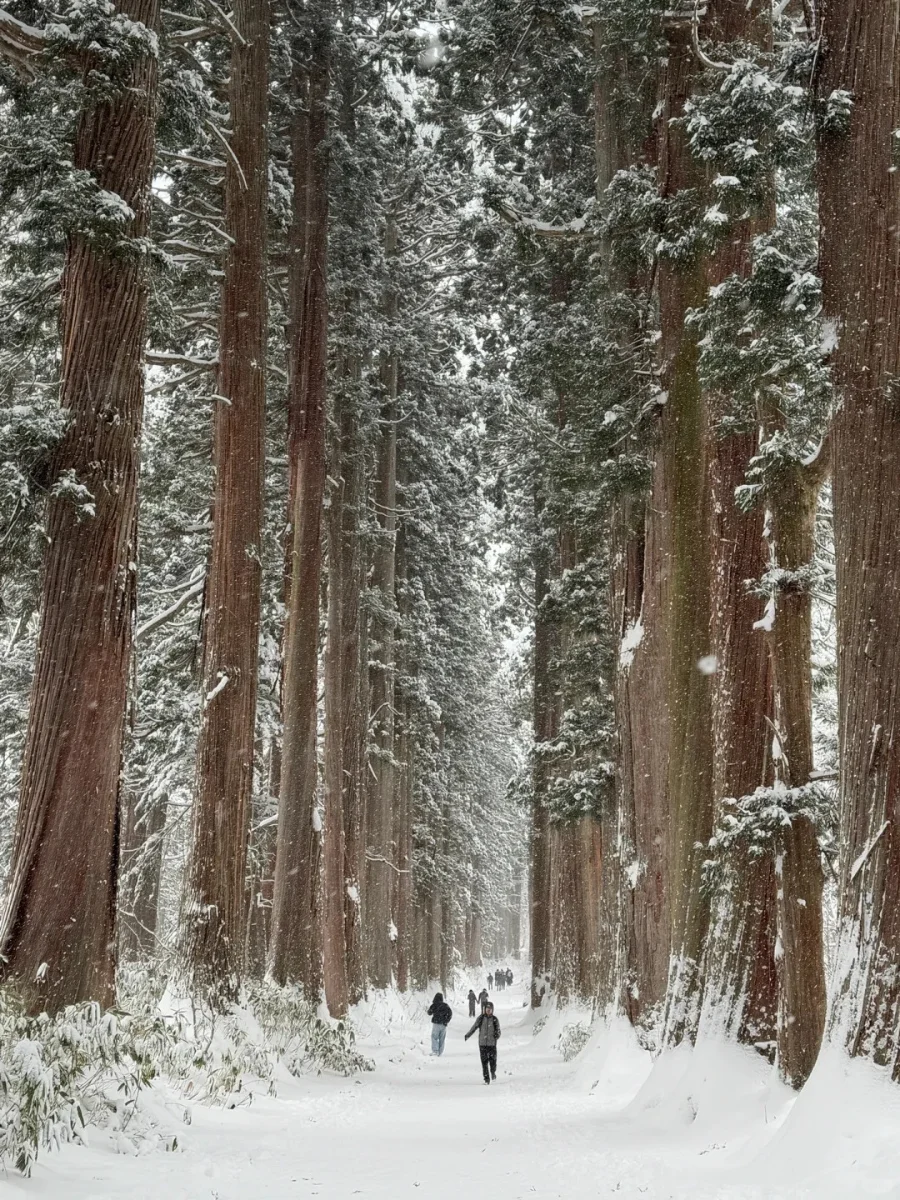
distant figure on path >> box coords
[487,972,494,989]
[506,968,513,987]
[468,989,477,1017]
[427,991,453,1056]
[465,1000,501,1084]
[478,987,489,1012]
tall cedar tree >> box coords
[183,0,269,1003]
[0,0,160,1012]
[270,47,329,994]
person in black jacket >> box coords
[478,987,489,1013]
[465,1001,501,1083]
[427,992,452,1056]
[467,989,477,1017]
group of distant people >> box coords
[427,968,513,1085]
[487,967,513,992]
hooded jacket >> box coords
[427,993,453,1026]
[466,1011,501,1047]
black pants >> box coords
[468,1002,476,1016]
[479,1045,497,1081]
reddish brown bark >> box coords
[816,0,900,1072]
[699,0,778,1049]
[653,17,715,1044]
[270,53,328,994]
[183,0,269,1005]
[0,0,160,1013]
[766,459,827,1086]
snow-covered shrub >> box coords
[557,1022,592,1062]
[0,994,176,1177]
[245,980,374,1077]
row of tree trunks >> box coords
[816,0,900,1078]
[269,49,328,993]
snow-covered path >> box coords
[6,974,900,1199]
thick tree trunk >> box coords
[269,53,328,994]
[766,461,827,1087]
[364,293,398,989]
[699,0,778,1046]
[816,0,900,1076]
[700,428,777,1051]
[0,0,159,1013]
[656,17,714,1046]
[184,0,269,1005]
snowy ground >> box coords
[5,972,900,1199]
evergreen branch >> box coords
[146,350,218,369]
[135,575,205,642]
[196,0,246,46]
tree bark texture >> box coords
[697,0,778,1057]
[269,53,328,994]
[0,0,160,1013]
[766,461,827,1087]
[183,0,269,1005]
[816,0,900,1072]
[655,17,715,1046]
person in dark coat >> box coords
[487,972,494,989]
[468,989,477,1017]
[427,991,452,1056]
[465,1001,501,1083]
[478,987,489,1013]
[506,968,513,987]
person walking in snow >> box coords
[478,987,489,1013]
[506,967,513,987]
[468,989,477,1017]
[487,971,494,989]
[465,1000,501,1084]
[427,991,453,1056]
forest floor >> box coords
[5,973,900,1199]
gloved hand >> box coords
[464,1033,470,1040]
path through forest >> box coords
[6,975,900,1200]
